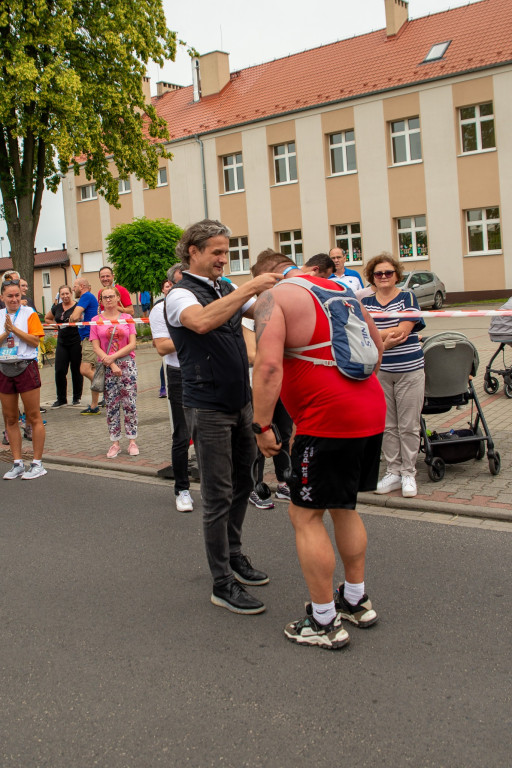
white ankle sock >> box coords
[14,460,23,466]
[32,459,42,467]
[312,601,336,625]
[344,581,365,606]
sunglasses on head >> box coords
[373,270,395,278]
[3,278,20,286]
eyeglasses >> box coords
[103,295,117,300]
[373,270,395,279]
[2,279,20,286]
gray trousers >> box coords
[184,401,256,586]
[377,368,425,477]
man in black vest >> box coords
[165,219,283,614]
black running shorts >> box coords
[289,433,383,510]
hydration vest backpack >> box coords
[281,277,379,380]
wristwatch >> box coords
[251,422,273,434]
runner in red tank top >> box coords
[251,250,386,650]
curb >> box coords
[39,453,512,523]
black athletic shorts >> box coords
[289,433,383,510]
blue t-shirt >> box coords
[362,290,425,372]
[77,291,99,340]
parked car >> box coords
[397,270,446,309]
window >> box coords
[397,216,428,259]
[80,183,97,201]
[223,153,244,193]
[334,223,362,263]
[118,178,131,194]
[278,230,303,266]
[460,102,495,154]
[157,167,167,186]
[465,208,501,254]
[42,271,51,288]
[423,40,451,62]
[329,131,356,175]
[391,118,422,164]
[273,142,297,184]
[82,251,104,273]
[228,236,249,273]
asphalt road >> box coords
[1,466,511,768]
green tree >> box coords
[0,0,193,294]
[106,216,183,297]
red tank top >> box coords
[279,276,386,438]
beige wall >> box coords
[296,114,329,256]
[494,70,512,288]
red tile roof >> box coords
[154,0,512,141]
[0,249,69,272]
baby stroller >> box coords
[483,297,512,398]
[420,332,500,481]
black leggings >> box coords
[55,342,83,403]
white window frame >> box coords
[278,230,303,267]
[334,223,363,264]
[390,117,422,165]
[222,153,244,194]
[465,207,502,256]
[42,271,51,288]
[329,131,357,176]
[79,183,97,201]
[459,102,496,155]
[157,167,168,187]
[228,236,250,274]
[273,142,297,185]
[397,216,429,261]
[118,178,131,194]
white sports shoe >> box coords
[3,462,26,480]
[176,489,194,512]
[21,462,47,480]
[401,475,418,497]
[374,472,402,494]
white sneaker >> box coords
[21,462,47,480]
[374,472,402,494]
[176,490,193,512]
[3,462,26,480]
[402,475,417,497]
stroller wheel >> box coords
[504,384,512,399]
[489,452,501,476]
[428,457,445,482]
[483,376,499,395]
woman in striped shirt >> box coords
[362,253,425,498]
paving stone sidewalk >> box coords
[1,312,511,521]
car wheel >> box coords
[433,291,443,310]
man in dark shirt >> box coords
[165,219,282,615]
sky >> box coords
[0,0,483,257]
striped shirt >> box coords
[362,290,425,372]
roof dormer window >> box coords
[423,41,451,63]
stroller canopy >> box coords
[422,332,479,398]
[488,298,512,343]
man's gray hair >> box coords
[176,219,231,266]
[167,263,187,284]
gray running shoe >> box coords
[21,463,48,480]
[284,603,350,650]
[3,462,26,480]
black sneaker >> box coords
[334,583,378,628]
[72,398,81,406]
[211,580,265,614]
[98,399,106,407]
[230,554,269,586]
[284,603,350,649]
[249,490,274,509]
[51,400,67,408]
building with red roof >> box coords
[62,0,512,300]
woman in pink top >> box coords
[90,287,139,458]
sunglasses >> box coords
[2,279,20,286]
[373,270,395,279]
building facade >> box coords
[62,0,512,300]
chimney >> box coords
[62,243,66,250]
[44,247,47,252]
[385,0,409,37]
[197,51,230,98]
[141,75,151,103]
[156,81,184,97]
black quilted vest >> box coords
[167,273,251,412]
